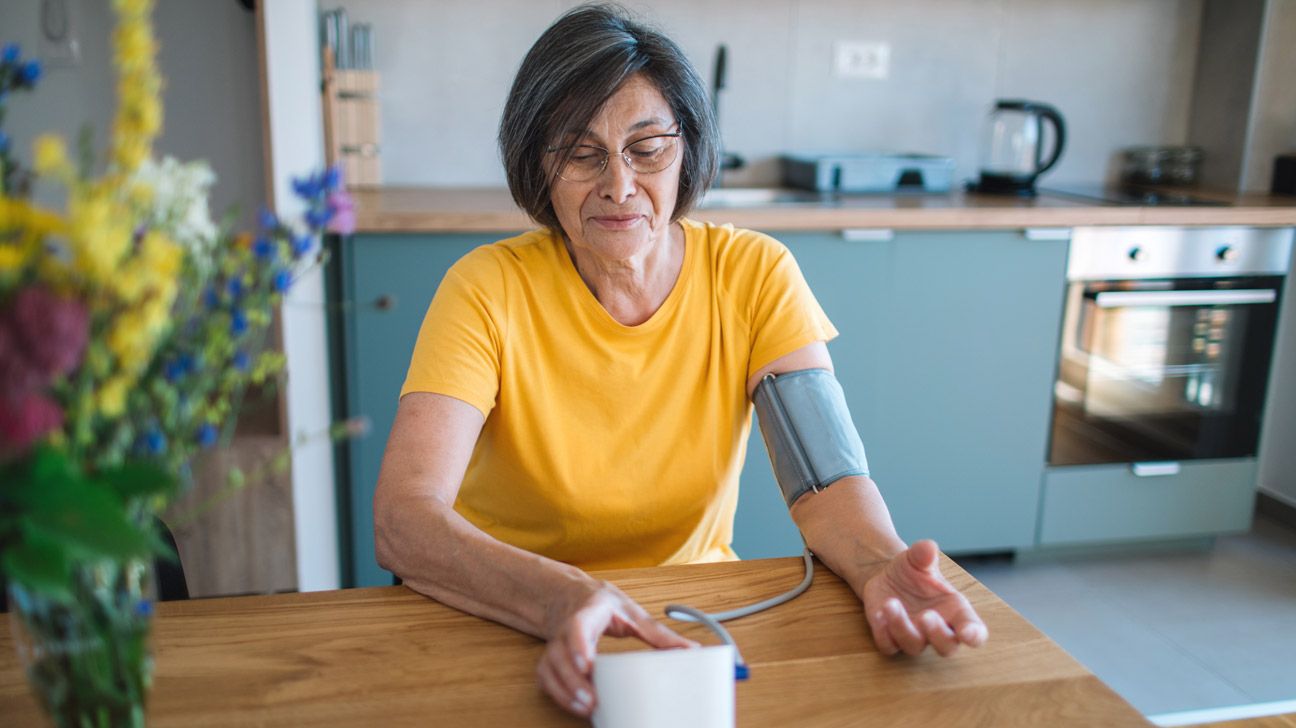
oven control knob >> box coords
[1216,245,1237,262]
[1128,246,1144,262]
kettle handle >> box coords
[1034,103,1066,176]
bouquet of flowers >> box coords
[0,1,353,724]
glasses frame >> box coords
[546,129,683,183]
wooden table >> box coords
[1,556,1149,726]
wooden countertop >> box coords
[2,556,1150,726]
[351,186,1296,233]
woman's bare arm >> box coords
[372,391,693,717]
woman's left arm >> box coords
[747,342,989,657]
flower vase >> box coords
[7,559,155,728]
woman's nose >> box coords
[597,153,637,202]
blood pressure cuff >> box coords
[752,368,870,508]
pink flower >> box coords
[0,317,43,402]
[0,392,63,454]
[8,285,89,378]
[326,188,356,235]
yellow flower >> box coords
[33,134,71,177]
[97,375,130,417]
[66,190,132,281]
[0,244,25,274]
[138,230,180,278]
[0,243,24,272]
[112,0,153,17]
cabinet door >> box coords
[734,229,1068,558]
[338,233,505,587]
[733,231,895,558]
[876,231,1067,552]
[1039,459,1258,545]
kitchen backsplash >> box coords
[333,0,1203,187]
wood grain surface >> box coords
[0,556,1150,726]
[349,186,1296,233]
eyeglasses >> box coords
[546,130,682,182]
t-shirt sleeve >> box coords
[746,237,839,380]
[399,250,504,418]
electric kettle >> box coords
[974,100,1066,196]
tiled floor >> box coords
[959,512,1296,718]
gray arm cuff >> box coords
[752,368,870,508]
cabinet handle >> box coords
[1024,228,1072,241]
[372,294,397,311]
[840,228,894,242]
[1131,462,1181,477]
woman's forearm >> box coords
[789,475,908,594]
[375,493,599,640]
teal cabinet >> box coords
[733,230,1069,558]
[1039,459,1258,545]
[332,232,513,587]
[331,228,1069,582]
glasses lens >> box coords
[625,135,679,174]
[559,146,608,182]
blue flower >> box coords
[292,171,324,199]
[145,429,167,455]
[252,236,275,260]
[323,165,341,191]
[230,309,248,336]
[273,269,293,292]
[1,44,19,65]
[203,286,220,309]
[227,275,244,298]
[305,205,333,229]
[258,206,278,231]
[164,359,186,382]
[197,423,218,448]
[233,350,251,371]
[291,234,313,258]
[135,599,154,619]
[19,59,41,87]
[0,130,8,153]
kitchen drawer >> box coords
[1038,458,1257,546]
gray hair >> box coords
[498,3,719,232]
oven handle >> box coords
[1094,289,1277,308]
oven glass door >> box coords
[1048,276,1282,466]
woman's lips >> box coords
[590,214,643,230]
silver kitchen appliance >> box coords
[780,152,955,193]
[971,99,1066,196]
[1048,226,1292,467]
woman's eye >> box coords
[570,149,604,163]
[629,144,663,158]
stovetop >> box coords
[1040,184,1229,207]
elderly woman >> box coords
[374,3,986,718]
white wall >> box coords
[331,0,1203,187]
[0,0,265,228]
[259,0,341,592]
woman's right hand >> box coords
[537,579,698,718]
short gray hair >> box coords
[499,4,719,232]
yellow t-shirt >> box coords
[400,218,837,570]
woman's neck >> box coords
[565,222,686,326]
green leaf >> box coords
[1,531,75,601]
[18,473,152,562]
[95,460,180,503]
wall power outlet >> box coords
[833,41,889,80]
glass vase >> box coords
[7,559,155,728]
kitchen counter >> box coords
[351,186,1296,233]
[1,555,1150,726]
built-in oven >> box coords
[1048,226,1293,467]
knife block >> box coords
[321,48,382,188]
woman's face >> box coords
[547,74,681,263]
